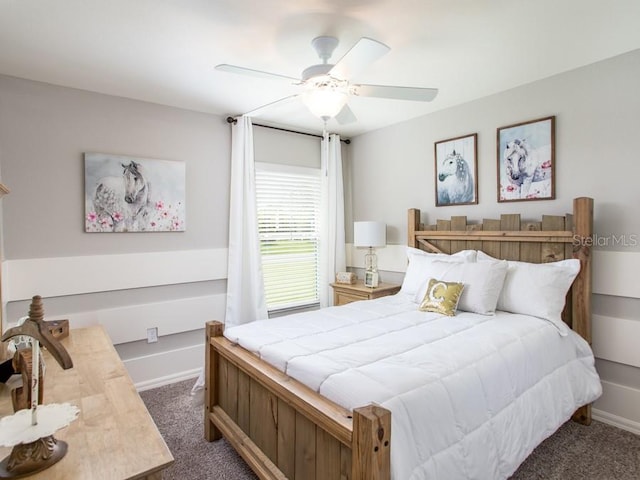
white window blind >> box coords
[255,163,321,311]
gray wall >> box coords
[349,49,640,250]
[0,74,230,259]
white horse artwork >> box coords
[437,150,475,205]
[92,161,151,232]
[503,139,552,199]
[85,153,186,232]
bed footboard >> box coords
[205,321,391,480]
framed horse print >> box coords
[497,116,555,202]
[434,133,478,207]
[84,152,186,232]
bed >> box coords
[204,197,601,480]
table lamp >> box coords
[354,221,386,287]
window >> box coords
[255,163,321,311]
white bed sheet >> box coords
[224,293,602,480]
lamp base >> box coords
[364,270,379,288]
[0,435,68,479]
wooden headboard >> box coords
[407,197,593,344]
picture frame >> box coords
[84,152,186,232]
[497,115,555,202]
[364,270,379,288]
[434,133,478,207]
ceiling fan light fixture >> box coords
[218,35,438,125]
[302,80,349,120]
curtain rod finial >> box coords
[226,116,238,124]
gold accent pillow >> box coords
[418,278,465,316]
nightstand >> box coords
[330,280,401,306]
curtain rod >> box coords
[226,117,351,144]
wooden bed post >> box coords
[352,405,391,480]
[205,321,224,441]
[408,208,420,249]
[571,197,594,425]
[571,197,593,344]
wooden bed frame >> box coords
[204,196,593,480]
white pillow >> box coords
[401,247,477,297]
[476,251,580,332]
[414,259,508,315]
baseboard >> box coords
[592,408,640,436]
[135,368,201,392]
[122,343,204,389]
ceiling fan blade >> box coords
[215,64,300,83]
[243,94,301,117]
[353,84,438,102]
[329,37,390,80]
[335,104,358,125]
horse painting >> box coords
[92,161,152,232]
[498,116,555,202]
[437,150,475,206]
[503,138,552,199]
[85,153,186,232]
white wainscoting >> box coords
[63,294,226,344]
[3,248,228,302]
[592,250,640,299]
[1,249,228,388]
[593,314,640,369]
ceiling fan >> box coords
[216,36,438,125]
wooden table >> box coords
[330,280,401,306]
[0,325,174,479]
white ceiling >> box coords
[1,0,639,138]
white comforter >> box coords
[224,293,602,480]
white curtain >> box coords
[319,132,346,307]
[225,115,268,327]
[192,115,267,402]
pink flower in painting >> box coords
[150,221,157,227]
[113,212,124,222]
[100,217,111,227]
[155,200,164,210]
[506,185,516,192]
[86,212,97,222]
[162,211,169,218]
[173,220,181,229]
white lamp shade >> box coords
[353,221,386,248]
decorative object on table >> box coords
[354,221,386,287]
[335,272,356,285]
[84,152,186,233]
[44,319,69,340]
[10,348,44,412]
[497,116,555,202]
[0,295,78,479]
[434,133,478,206]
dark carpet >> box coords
[141,379,640,480]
